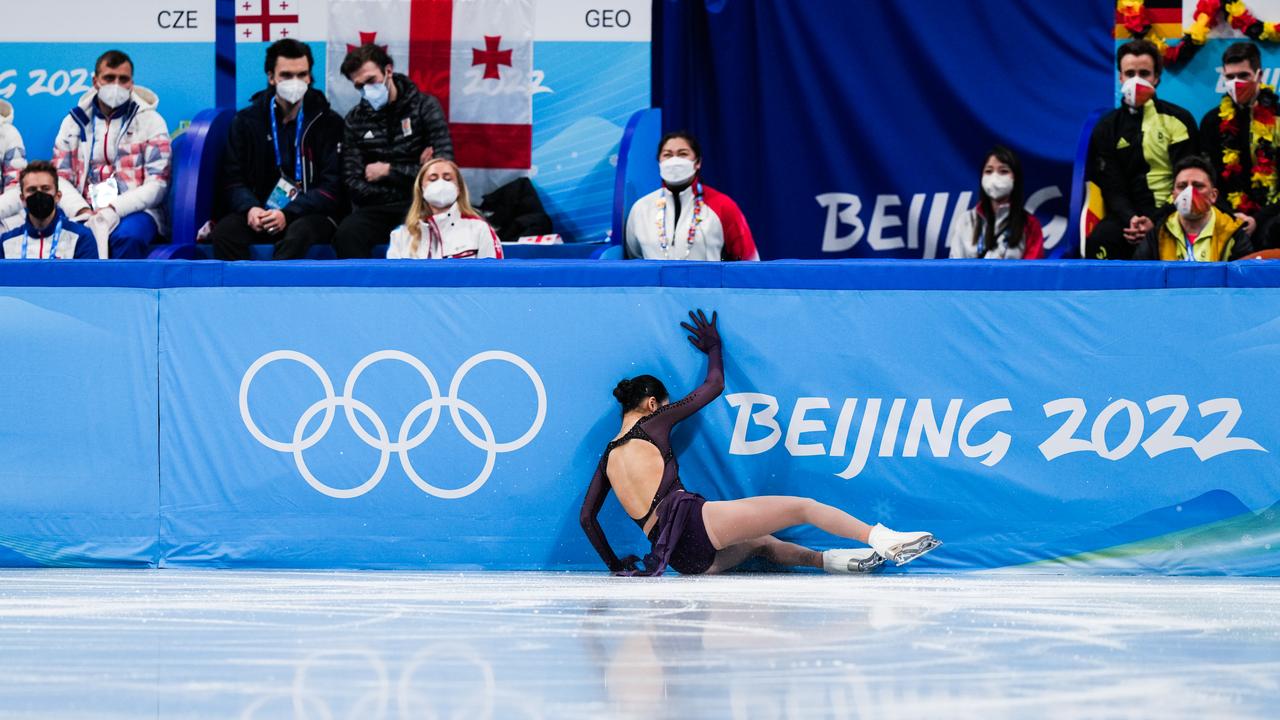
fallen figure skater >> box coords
[579,309,941,576]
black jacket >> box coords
[1089,99,1200,226]
[342,73,453,207]
[220,88,346,222]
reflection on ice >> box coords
[0,571,1275,719]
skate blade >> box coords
[848,554,885,573]
[890,537,941,567]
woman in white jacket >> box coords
[386,159,503,260]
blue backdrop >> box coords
[3,261,1280,575]
[654,0,1116,259]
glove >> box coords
[680,309,720,354]
[611,554,642,576]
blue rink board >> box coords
[1,260,1280,573]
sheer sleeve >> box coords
[639,345,724,439]
[579,458,625,572]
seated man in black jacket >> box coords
[1085,39,1200,260]
[334,43,454,258]
[212,39,345,260]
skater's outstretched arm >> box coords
[640,310,724,434]
[579,460,637,573]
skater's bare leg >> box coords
[702,496,873,551]
[705,535,822,574]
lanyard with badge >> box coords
[20,218,62,259]
[266,101,305,211]
[86,111,125,211]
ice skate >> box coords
[867,523,941,566]
[822,548,884,574]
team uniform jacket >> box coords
[221,88,345,222]
[53,86,172,230]
[0,99,28,222]
[386,204,503,259]
[0,209,98,259]
[1088,98,1199,226]
[625,180,760,261]
[947,204,1045,259]
[343,73,453,207]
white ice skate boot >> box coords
[867,524,941,566]
[822,548,884,574]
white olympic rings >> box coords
[239,350,546,499]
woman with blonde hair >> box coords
[386,158,503,259]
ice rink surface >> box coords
[0,571,1277,719]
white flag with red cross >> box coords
[327,0,534,196]
[235,0,309,43]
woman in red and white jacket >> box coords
[625,131,759,261]
[387,159,503,259]
[947,145,1044,260]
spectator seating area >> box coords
[143,106,666,261]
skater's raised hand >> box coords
[680,309,720,354]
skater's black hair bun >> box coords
[613,375,669,412]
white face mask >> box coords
[362,77,390,111]
[659,157,697,185]
[423,178,459,208]
[275,79,308,105]
[981,173,1014,200]
[97,83,131,109]
[1120,76,1155,108]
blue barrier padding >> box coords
[1068,108,1108,257]
[611,108,662,249]
[6,260,1280,290]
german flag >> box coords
[1115,0,1184,40]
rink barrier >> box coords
[2,260,1280,573]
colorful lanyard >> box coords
[1185,232,1199,262]
[270,100,305,185]
[656,179,703,259]
[21,218,62,260]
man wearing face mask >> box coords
[1133,155,1252,261]
[211,39,345,261]
[1085,40,1200,260]
[1200,42,1279,248]
[333,43,453,259]
[625,131,759,261]
[53,49,171,259]
[0,161,98,259]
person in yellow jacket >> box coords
[1133,155,1254,261]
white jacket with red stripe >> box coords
[0,100,28,222]
[625,180,759,261]
[386,204,504,259]
[53,86,172,230]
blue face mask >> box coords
[362,77,389,111]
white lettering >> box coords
[726,393,782,455]
[958,399,1013,466]
[837,399,881,479]
[903,399,962,458]
[867,195,905,251]
[785,397,829,456]
[816,193,863,252]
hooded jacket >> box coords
[53,86,171,230]
[220,87,345,222]
[342,73,453,207]
[1133,204,1254,261]
[0,99,28,220]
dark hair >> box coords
[613,375,669,412]
[94,49,133,76]
[1222,41,1261,71]
[1173,154,1216,188]
[657,130,701,161]
[341,43,393,79]
[265,39,314,74]
[19,160,58,191]
[1116,39,1162,76]
[975,145,1028,251]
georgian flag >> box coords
[235,0,306,43]
[327,0,534,196]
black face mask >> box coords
[25,191,56,222]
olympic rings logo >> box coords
[239,350,546,499]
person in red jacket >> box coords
[947,145,1044,259]
[625,131,759,261]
